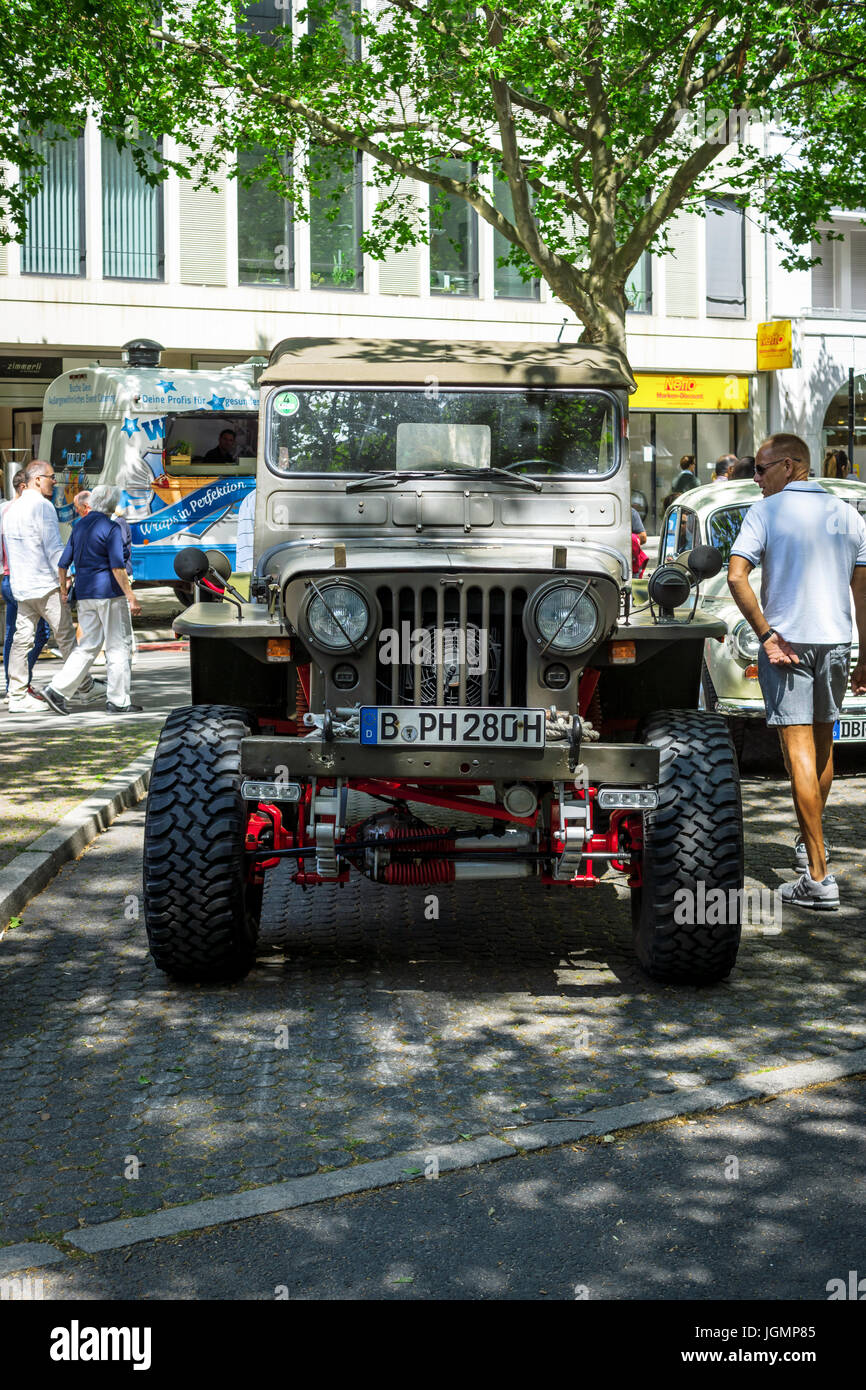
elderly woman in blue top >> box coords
[41,485,143,716]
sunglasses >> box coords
[754,457,790,477]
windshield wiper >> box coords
[346,466,542,493]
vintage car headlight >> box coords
[304,581,373,652]
[732,619,760,663]
[530,583,600,654]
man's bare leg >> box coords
[777,724,829,880]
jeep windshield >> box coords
[266,387,618,479]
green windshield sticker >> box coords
[274,391,300,417]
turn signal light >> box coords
[266,638,293,662]
[744,664,759,679]
[609,641,636,664]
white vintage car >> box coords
[655,477,866,757]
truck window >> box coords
[267,387,618,478]
[163,413,258,477]
[50,424,107,474]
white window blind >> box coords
[705,197,745,317]
[850,228,866,312]
[665,211,699,317]
[21,127,85,277]
[811,238,836,310]
[102,135,163,280]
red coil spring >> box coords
[385,826,455,847]
[383,861,456,884]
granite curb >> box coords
[0,748,156,928]
[3,1048,863,1271]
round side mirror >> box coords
[648,565,692,612]
[205,548,232,583]
[174,546,209,582]
[687,545,724,580]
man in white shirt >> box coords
[235,486,256,572]
[728,432,866,911]
[3,459,76,713]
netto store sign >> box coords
[632,373,749,411]
[0,356,63,380]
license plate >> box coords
[833,717,866,742]
[359,707,546,748]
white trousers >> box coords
[52,597,134,707]
[8,588,76,699]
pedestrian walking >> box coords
[73,490,92,518]
[1,468,52,705]
[714,452,738,480]
[727,433,866,910]
[2,460,76,713]
[41,485,143,716]
[671,453,700,492]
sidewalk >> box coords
[0,648,189,864]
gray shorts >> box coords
[758,642,850,726]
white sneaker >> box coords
[780,871,839,912]
[794,837,831,872]
[7,693,49,713]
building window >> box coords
[239,0,291,43]
[430,159,478,296]
[492,178,540,300]
[307,0,361,57]
[626,251,652,313]
[705,197,746,317]
[237,148,294,286]
[309,147,363,291]
[811,238,837,310]
[21,126,85,277]
[102,134,164,280]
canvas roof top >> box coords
[261,337,635,391]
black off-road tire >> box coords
[701,658,745,764]
[143,705,261,982]
[631,709,744,985]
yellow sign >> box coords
[631,373,749,412]
[757,320,793,371]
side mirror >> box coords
[174,546,209,582]
[687,545,723,580]
[205,548,232,585]
[648,565,692,614]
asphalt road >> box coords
[29,1075,866,1302]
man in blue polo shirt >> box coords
[728,432,866,911]
[41,485,143,716]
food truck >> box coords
[39,347,262,590]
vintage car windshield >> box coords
[266,387,618,478]
[707,505,751,565]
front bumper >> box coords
[240,736,660,785]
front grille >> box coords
[376,580,528,706]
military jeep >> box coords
[143,338,744,985]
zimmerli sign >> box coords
[631,374,749,411]
[756,320,793,371]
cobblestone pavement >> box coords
[1,766,865,1246]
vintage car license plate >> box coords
[359,707,547,747]
[833,717,866,742]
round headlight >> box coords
[306,584,370,651]
[534,586,599,653]
[732,619,760,662]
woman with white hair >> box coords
[41,484,143,716]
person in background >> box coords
[834,449,851,480]
[671,453,700,492]
[714,453,738,481]
[73,490,91,518]
[729,455,756,480]
[1,468,51,706]
[203,429,238,464]
[728,433,866,910]
[630,505,647,547]
[3,460,76,713]
[41,485,143,717]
